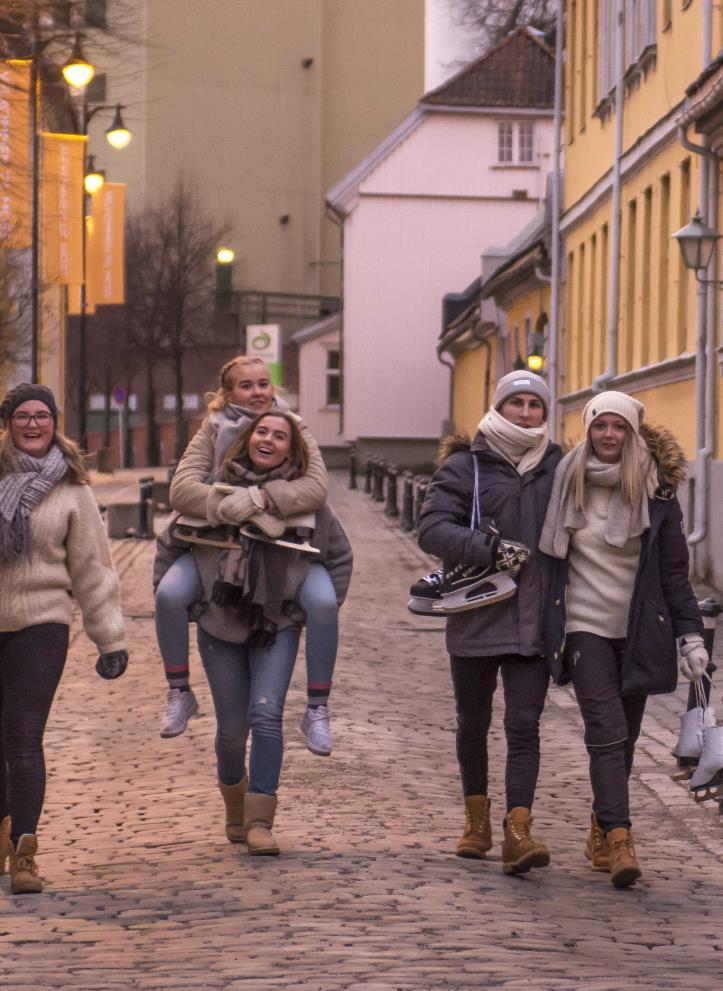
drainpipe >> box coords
[592,0,625,392]
[325,202,345,435]
[548,0,564,440]
[436,348,455,434]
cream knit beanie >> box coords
[582,390,645,435]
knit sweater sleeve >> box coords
[263,421,328,516]
[169,417,216,518]
[66,485,126,653]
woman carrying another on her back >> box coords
[0,384,127,894]
[417,371,562,875]
[540,391,705,888]
[191,410,352,855]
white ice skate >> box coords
[239,520,320,555]
[689,723,723,802]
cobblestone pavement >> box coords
[1,472,722,990]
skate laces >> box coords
[422,569,444,588]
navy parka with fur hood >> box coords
[417,431,562,659]
[543,423,703,696]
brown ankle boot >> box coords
[502,807,550,875]
[607,828,641,888]
[0,816,10,875]
[243,793,279,856]
[584,813,610,872]
[9,835,42,894]
[219,777,248,843]
[456,796,492,859]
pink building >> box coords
[315,28,555,465]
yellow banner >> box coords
[0,61,31,248]
[88,182,125,305]
[41,132,85,285]
[84,216,97,314]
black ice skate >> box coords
[407,569,444,614]
[438,561,517,613]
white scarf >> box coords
[477,407,550,476]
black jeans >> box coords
[566,631,647,833]
[450,654,549,812]
[0,624,69,843]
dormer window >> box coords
[497,120,535,166]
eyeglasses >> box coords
[11,411,52,427]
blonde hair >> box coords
[0,429,90,484]
[222,411,309,479]
[205,355,271,412]
[569,424,644,509]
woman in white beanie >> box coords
[417,371,562,875]
[540,391,705,888]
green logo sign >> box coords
[252,331,271,350]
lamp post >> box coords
[672,210,723,283]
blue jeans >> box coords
[156,555,338,696]
[197,626,300,796]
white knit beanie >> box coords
[582,391,645,435]
[493,371,550,419]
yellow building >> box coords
[563,1,723,582]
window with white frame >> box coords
[598,0,656,100]
[162,394,201,411]
[325,350,341,406]
[496,121,535,166]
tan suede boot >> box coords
[501,807,550,875]
[9,835,43,894]
[243,793,279,856]
[0,816,10,875]
[219,777,248,843]
[456,796,492,859]
[584,812,610,872]
[607,828,641,888]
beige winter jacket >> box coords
[0,480,126,653]
[169,415,328,520]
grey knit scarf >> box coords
[0,445,68,561]
[210,396,289,477]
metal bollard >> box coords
[385,465,399,516]
[364,455,373,495]
[401,471,415,531]
[138,476,154,540]
[413,477,428,529]
[372,458,385,502]
[686,597,721,711]
[348,447,357,490]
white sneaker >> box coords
[160,688,199,738]
[300,705,332,756]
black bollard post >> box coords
[385,465,399,516]
[372,458,385,502]
[401,471,415,531]
[138,476,154,540]
[413,477,428,529]
[364,455,373,495]
[348,447,357,490]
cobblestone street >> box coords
[1,472,722,990]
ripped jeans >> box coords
[197,626,300,796]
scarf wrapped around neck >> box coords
[539,436,658,559]
[208,456,310,646]
[0,445,68,561]
[477,407,550,475]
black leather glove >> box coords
[494,538,531,572]
[96,649,129,680]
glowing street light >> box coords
[217,247,235,264]
[83,156,105,195]
[61,33,95,90]
[105,104,132,150]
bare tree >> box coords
[0,244,31,376]
[446,0,556,52]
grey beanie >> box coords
[0,383,58,428]
[493,371,550,419]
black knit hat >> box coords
[0,383,58,428]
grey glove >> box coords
[494,538,531,572]
[677,635,708,681]
[207,485,263,525]
[96,649,128,680]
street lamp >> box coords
[672,210,721,278]
[527,347,544,373]
[83,155,105,195]
[105,104,132,150]
[61,33,95,90]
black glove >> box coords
[494,538,530,572]
[96,649,129,680]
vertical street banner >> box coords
[41,132,85,284]
[0,60,31,248]
[246,324,282,385]
[88,182,125,305]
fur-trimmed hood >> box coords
[641,422,687,490]
[436,431,471,465]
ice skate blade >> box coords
[173,517,239,549]
[407,597,439,615]
[441,573,517,614]
[239,525,320,555]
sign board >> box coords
[111,384,126,407]
[246,324,282,386]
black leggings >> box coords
[0,624,69,843]
[566,631,647,833]
[450,654,549,812]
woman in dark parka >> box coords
[539,391,705,889]
[417,371,562,876]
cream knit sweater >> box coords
[0,480,125,653]
[566,486,641,639]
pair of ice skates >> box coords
[672,674,723,803]
[173,484,320,556]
